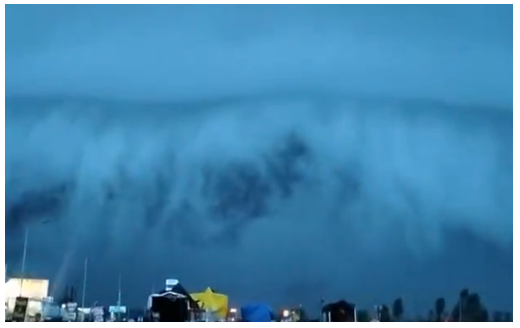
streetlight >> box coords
[19,228,29,296]
[18,219,54,297]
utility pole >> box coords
[81,258,88,309]
[19,228,29,296]
[117,273,122,322]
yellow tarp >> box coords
[191,287,229,319]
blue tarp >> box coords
[240,303,273,322]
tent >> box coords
[147,287,198,310]
[190,287,229,319]
[147,291,189,322]
[240,303,274,322]
[147,280,199,322]
[322,300,357,322]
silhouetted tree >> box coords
[379,305,391,322]
[451,288,470,321]
[415,315,427,322]
[356,310,370,322]
[492,311,502,322]
[503,312,512,322]
[480,309,489,322]
[465,293,484,322]
[434,297,446,321]
[427,310,435,322]
[392,298,404,321]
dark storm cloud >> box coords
[6,5,512,107]
[5,5,512,314]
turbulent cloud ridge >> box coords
[6,98,512,253]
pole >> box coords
[81,258,88,309]
[459,298,462,322]
[320,297,324,321]
[117,273,122,321]
[21,229,28,275]
[19,228,29,296]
